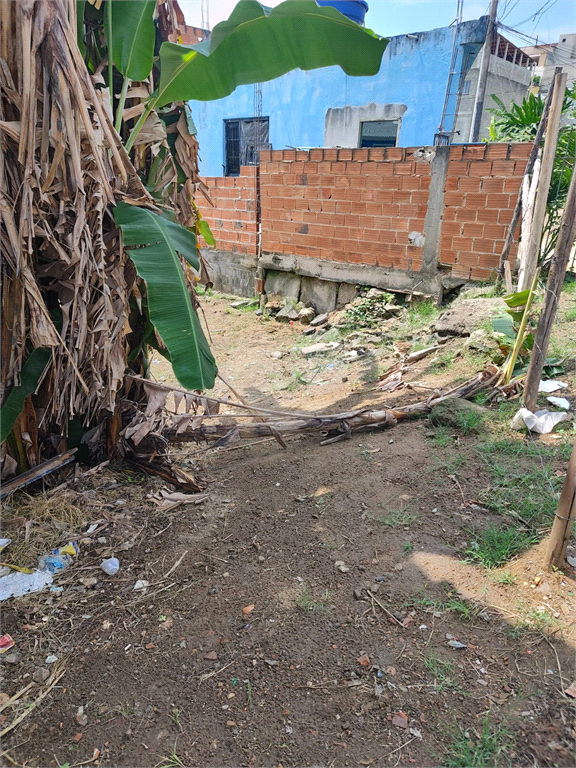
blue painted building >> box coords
[189,9,532,177]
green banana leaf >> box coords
[109,0,156,80]
[198,218,216,247]
[114,202,217,390]
[503,289,531,308]
[1,348,51,443]
[154,0,388,107]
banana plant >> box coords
[97,0,388,391]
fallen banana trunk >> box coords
[159,366,498,447]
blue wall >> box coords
[190,17,488,177]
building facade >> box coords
[188,12,535,177]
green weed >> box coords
[370,508,418,527]
[427,426,453,447]
[491,570,516,585]
[341,292,395,329]
[431,349,457,371]
[159,747,185,768]
[564,306,576,322]
[424,654,460,692]
[444,718,513,767]
[296,586,327,613]
[402,541,414,556]
[444,596,478,621]
[466,525,538,568]
[455,408,485,433]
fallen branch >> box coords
[1,450,77,499]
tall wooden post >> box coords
[518,70,567,291]
[523,157,576,412]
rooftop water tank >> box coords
[316,0,369,27]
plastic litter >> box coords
[45,654,58,664]
[538,379,568,393]
[0,538,11,553]
[0,634,15,653]
[0,541,78,601]
[510,407,571,434]
[447,640,467,649]
[133,579,150,591]
[100,557,120,576]
[0,569,53,601]
[547,396,570,410]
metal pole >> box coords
[469,0,498,142]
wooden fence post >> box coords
[518,70,567,291]
[523,156,576,412]
[544,439,576,571]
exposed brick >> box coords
[504,177,522,194]
[458,251,480,267]
[368,148,386,161]
[323,149,338,161]
[338,149,353,161]
[509,143,532,159]
[386,147,405,161]
[491,160,516,176]
[486,193,510,208]
[458,177,482,192]
[259,150,272,162]
[476,208,499,224]
[444,191,465,206]
[463,145,486,160]
[485,144,509,159]
[454,207,477,222]
[452,236,474,251]
[352,149,369,161]
[394,162,414,175]
[462,222,484,238]
[474,237,499,253]
[439,249,458,264]
[466,192,488,208]
[481,178,505,193]
[309,149,324,161]
[449,146,464,160]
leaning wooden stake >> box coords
[544,439,576,571]
[523,156,576,412]
[518,70,568,291]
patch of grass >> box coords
[491,570,516,585]
[370,507,418,527]
[514,603,562,634]
[407,298,438,324]
[465,525,538,568]
[159,747,185,768]
[455,408,485,433]
[402,541,414,556]
[424,653,460,692]
[444,718,513,767]
[473,391,490,406]
[444,596,478,621]
[427,426,453,447]
[431,349,457,371]
[296,586,327,613]
[431,453,466,473]
[564,306,576,322]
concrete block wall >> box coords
[440,143,530,281]
[200,166,258,255]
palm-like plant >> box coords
[488,88,576,263]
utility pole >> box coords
[469,0,498,142]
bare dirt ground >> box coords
[2,285,576,768]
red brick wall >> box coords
[440,143,530,281]
[200,166,258,255]
[200,144,532,283]
[259,147,431,272]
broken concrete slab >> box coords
[336,282,358,308]
[310,313,329,327]
[264,269,301,300]
[433,298,503,336]
[299,276,338,315]
[301,341,340,356]
[275,305,300,322]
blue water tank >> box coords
[316,0,369,26]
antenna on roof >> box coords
[201,0,210,32]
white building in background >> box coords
[522,33,576,94]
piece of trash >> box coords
[538,380,568,393]
[101,557,120,576]
[39,542,79,574]
[0,634,15,653]
[133,580,150,591]
[510,407,570,434]
[448,640,467,649]
[73,732,83,743]
[50,586,63,594]
[409,727,423,739]
[76,706,88,727]
[567,556,576,568]
[0,539,11,553]
[547,396,570,410]
[0,569,53,601]
[242,604,255,615]
[357,654,370,667]
[564,681,576,698]
[46,654,58,664]
[392,712,409,729]
[419,624,428,630]
[264,659,279,666]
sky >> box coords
[178,0,576,47]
